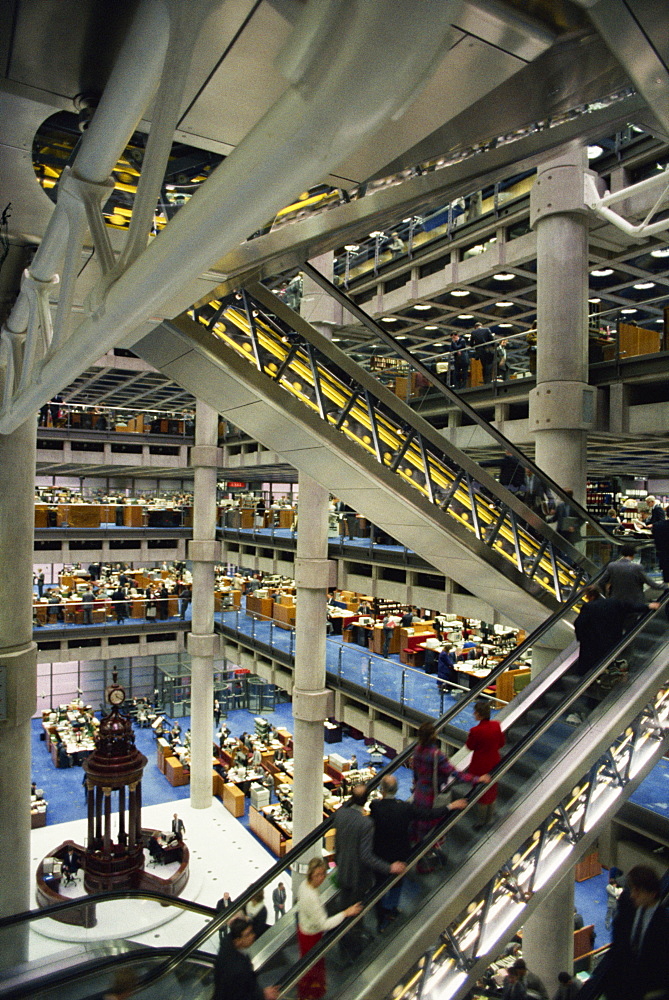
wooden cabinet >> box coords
[278,508,295,529]
[223,782,245,818]
[618,322,661,359]
[34,505,49,527]
[575,848,600,882]
[123,505,145,527]
[156,738,172,773]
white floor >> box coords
[29,795,294,965]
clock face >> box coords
[108,686,125,706]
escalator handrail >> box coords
[272,593,669,994]
[267,263,625,553]
[0,887,216,932]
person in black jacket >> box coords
[470,323,495,383]
[604,865,669,1000]
[573,586,659,678]
[369,774,466,929]
[214,917,278,1000]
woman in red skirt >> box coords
[297,858,362,999]
[466,699,505,829]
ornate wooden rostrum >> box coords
[81,673,148,892]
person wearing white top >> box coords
[297,858,361,999]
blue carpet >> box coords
[574,867,611,946]
[629,756,669,819]
[31,701,414,832]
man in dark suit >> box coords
[605,864,669,1000]
[213,917,278,1000]
[171,813,185,839]
[369,774,466,930]
[573,586,659,678]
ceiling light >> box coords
[495,301,514,307]
[332,337,341,342]
[493,272,515,281]
[450,289,469,297]
[588,297,601,303]
[620,308,637,314]
[414,304,432,310]
[425,325,439,330]
[587,145,604,160]
[381,316,398,322]
[650,247,669,257]
[344,244,359,252]
[591,268,613,276]
[634,281,655,289]
[396,335,407,340]
[369,231,384,238]
[457,314,474,320]
[498,323,514,328]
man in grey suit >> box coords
[332,783,406,958]
[272,882,286,921]
[599,544,663,604]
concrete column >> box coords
[188,400,221,809]
[0,418,38,966]
[529,143,595,506]
[522,865,575,990]
[291,473,333,877]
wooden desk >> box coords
[371,624,401,656]
[249,806,292,857]
[165,757,189,787]
[246,595,274,620]
[223,782,245,817]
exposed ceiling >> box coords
[2,0,669,485]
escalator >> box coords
[134,283,621,637]
[3,588,668,1000]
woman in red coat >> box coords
[466,699,505,829]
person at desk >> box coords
[148,833,165,863]
[400,607,417,627]
[169,721,181,744]
[47,591,63,623]
[62,845,79,880]
[437,644,458,690]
